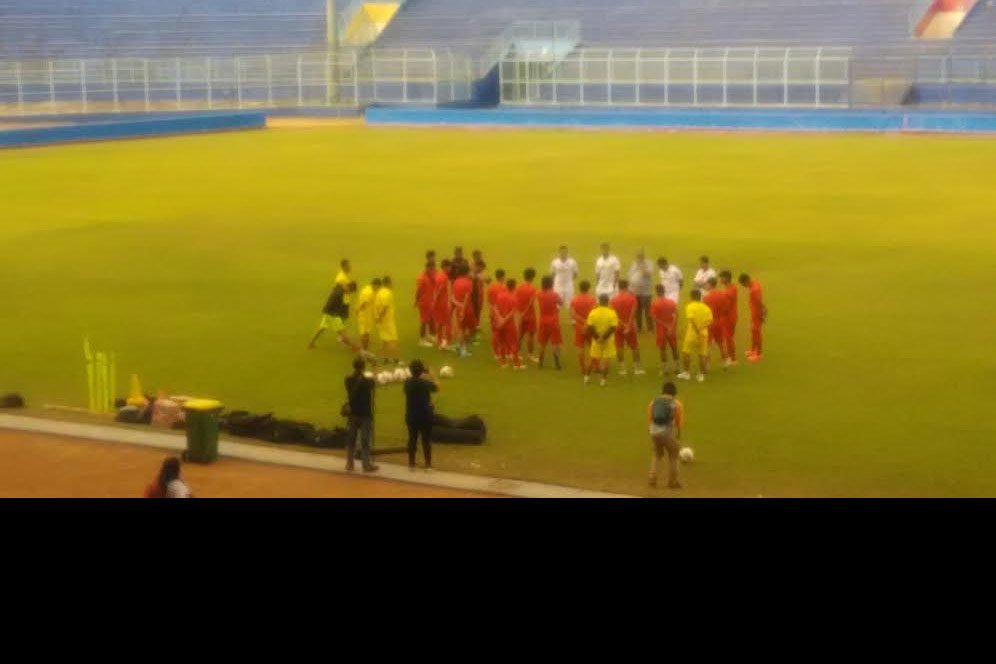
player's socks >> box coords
[553,352,561,370]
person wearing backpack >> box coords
[647,382,685,490]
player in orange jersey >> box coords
[494,279,523,370]
[703,276,732,367]
[738,273,767,362]
[451,264,475,358]
[611,280,645,375]
[536,276,563,370]
[433,259,453,350]
[415,261,437,347]
[515,268,539,363]
[570,281,597,374]
[719,270,738,365]
[650,285,679,375]
[486,269,507,361]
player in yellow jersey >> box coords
[584,294,619,387]
[374,275,400,366]
[355,278,381,353]
[678,289,714,383]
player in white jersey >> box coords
[657,257,684,304]
[594,242,621,299]
[550,245,579,308]
[693,255,718,293]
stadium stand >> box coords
[0,0,328,58]
[954,0,996,41]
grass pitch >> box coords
[2,125,994,497]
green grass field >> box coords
[2,125,995,497]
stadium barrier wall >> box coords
[364,106,996,133]
[0,111,265,149]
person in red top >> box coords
[486,269,507,361]
[570,281,597,374]
[536,275,563,370]
[494,279,523,370]
[451,264,475,358]
[433,259,452,349]
[719,270,738,364]
[703,276,732,366]
[415,261,437,347]
[650,284,679,375]
[738,273,767,362]
[611,280,645,375]
[515,268,539,363]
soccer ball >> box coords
[363,371,375,380]
[403,367,413,379]
[377,371,393,385]
[439,366,455,379]
[393,367,408,382]
[679,447,695,464]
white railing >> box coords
[0,49,475,115]
[500,47,853,108]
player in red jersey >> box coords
[486,269,507,361]
[719,270,738,364]
[515,268,539,363]
[536,275,563,370]
[451,264,475,358]
[415,261,437,347]
[739,273,767,362]
[433,259,453,350]
[650,284,679,375]
[703,276,732,367]
[494,279,523,370]
[611,280,645,376]
[570,281,597,374]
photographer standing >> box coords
[403,360,440,471]
[344,357,378,473]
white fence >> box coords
[0,49,475,115]
[500,47,853,108]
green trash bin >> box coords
[183,399,223,464]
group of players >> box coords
[309,244,767,386]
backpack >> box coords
[652,397,676,427]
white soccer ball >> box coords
[439,365,455,379]
[403,367,413,379]
[377,371,392,385]
[364,371,375,380]
[393,367,407,382]
[679,447,695,464]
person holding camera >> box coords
[344,357,378,473]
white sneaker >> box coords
[634,368,646,376]
[697,374,706,383]
[439,342,450,351]
[599,378,607,388]
[583,375,591,385]
[618,368,628,376]
[677,371,691,380]
[418,339,433,348]
[514,365,527,371]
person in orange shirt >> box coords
[451,264,475,358]
[611,280,645,375]
[647,382,684,490]
[536,276,563,370]
[494,279,523,370]
[433,259,452,350]
[738,273,767,362]
[650,285,679,375]
[486,269,507,361]
[415,261,437,348]
[570,281,597,374]
[515,268,539,364]
[703,277,732,367]
[719,270,738,364]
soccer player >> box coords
[719,270,738,364]
[374,276,399,365]
[703,276,732,367]
[647,381,685,490]
[515,268,539,363]
[611,280,644,376]
[739,273,767,362]
[433,259,453,350]
[487,269,507,360]
[536,276,563,370]
[550,245,579,309]
[494,279,523,370]
[451,264,475,358]
[678,289,713,383]
[657,257,684,305]
[415,261,437,347]
[595,243,621,300]
[570,281,597,374]
[470,252,488,343]
[451,246,469,279]
[335,259,355,306]
[628,249,655,333]
[308,281,364,353]
[355,278,382,353]
[585,294,619,387]
[693,256,718,293]
[650,285,679,375]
